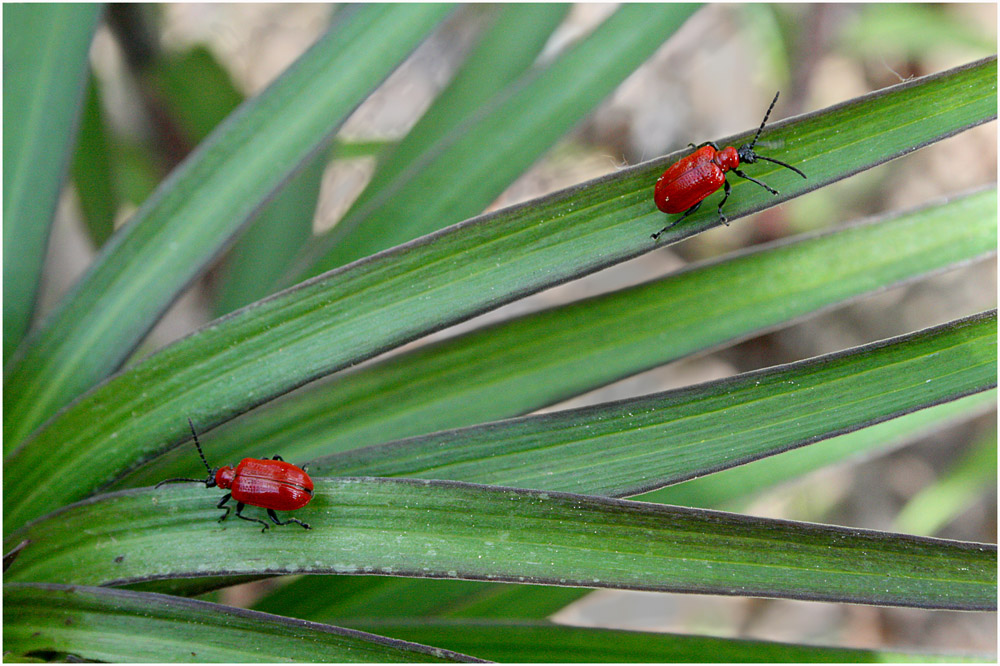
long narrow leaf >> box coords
[642,389,998,509]
[346,618,991,663]
[211,154,328,315]
[3,4,452,448]
[5,478,995,610]
[4,583,481,663]
[3,4,102,360]
[143,44,325,316]
[307,312,997,496]
[4,58,993,530]
[254,575,589,624]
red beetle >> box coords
[651,91,806,240]
[156,419,313,532]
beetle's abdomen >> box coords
[230,458,314,511]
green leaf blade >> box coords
[892,425,998,537]
[3,4,452,448]
[253,575,588,624]
[6,478,995,610]
[309,312,997,497]
[347,619,992,663]
[211,153,328,315]
[643,390,997,510]
[72,74,118,248]
[4,582,481,663]
[339,3,570,220]
[3,3,102,360]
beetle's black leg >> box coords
[234,501,270,532]
[716,179,732,225]
[216,493,232,522]
[270,455,284,461]
[268,508,311,530]
[732,168,778,195]
[689,141,719,151]
[652,201,701,240]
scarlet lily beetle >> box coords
[651,91,806,240]
[156,419,314,532]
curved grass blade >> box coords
[641,389,998,509]
[4,582,483,663]
[311,2,570,265]
[5,478,995,610]
[3,4,453,449]
[347,618,992,663]
[307,312,997,496]
[3,3,102,360]
[3,59,992,530]
[299,3,697,276]
[118,187,997,487]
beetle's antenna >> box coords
[155,475,208,487]
[187,418,213,475]
[754,154,807,179]
[747,91,781,150]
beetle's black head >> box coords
[737,143,760,163]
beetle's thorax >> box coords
[215,466,236,490]
[715,145,740,171]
